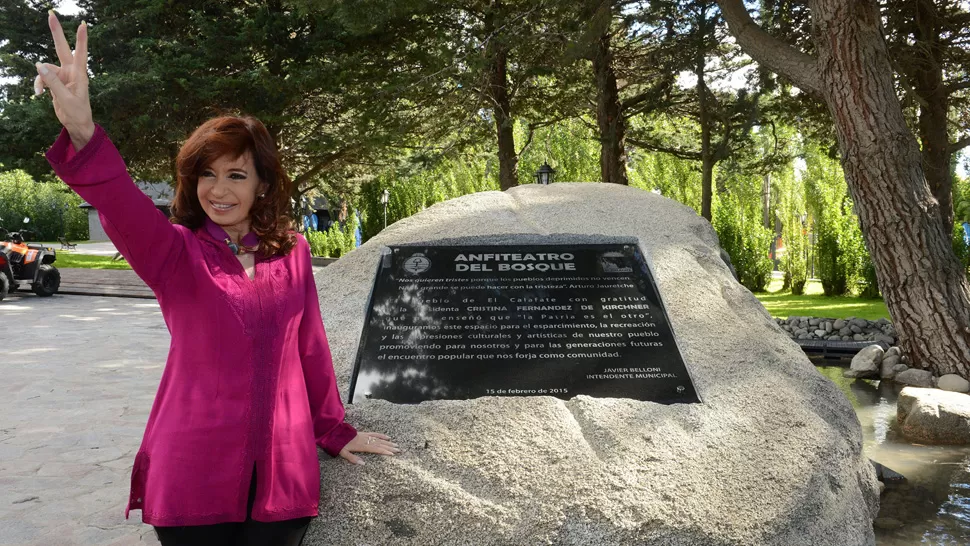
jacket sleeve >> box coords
[297,237,358,456]
[45,125,184,290]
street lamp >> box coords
[535,162,556,185]
[380,189,390,229]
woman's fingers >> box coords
[338,448,366,466]
[35,62,70,100]
[75,21,88,78]
[48,11,74,68]
[34,75,44,96]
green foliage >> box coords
[0,170,88,241]
[357,154,499,242]
[952,221,970,278]
[954,174,970,224]
[629,150,703,214]
[804,147,868,296]
[306,211,358,258]
[713,180,773,292]
[859,253,880,299]
[515,118,600,185]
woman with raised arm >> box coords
[35,12,398,546]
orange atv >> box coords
[0,217,61,301]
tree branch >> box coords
[716,0,823,97]
[627,137,702,161]
[949,136,970,155]
[291,148,356,190]
[945,79,970,94]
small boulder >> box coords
[892,364,909,374]
[897,387,970,444]
[845,345,883,379]
[874,334,895,345]
[894,369,934,388]
[880,359,898,380]
[938,374,970,393]
[833,319,847,330]
[814,329,827,338]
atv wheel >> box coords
[33,264,60,297]
[0,272,8,302]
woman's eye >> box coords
[200,170,214,178]
[230,173,247,180]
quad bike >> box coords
[0,217,61,301]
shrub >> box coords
[714,193,773,292]
[0,170,88,240]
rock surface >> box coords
[897,387,970,444]
[894,369,935,388]
[937,374,970,393]
[845,345,883,379]
[307,183,878,546]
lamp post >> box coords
[535,162,556,185]
[380,189,390,229]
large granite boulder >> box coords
[307,183,879,545]
[897,387,970,444]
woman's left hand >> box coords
[338,432,400,465]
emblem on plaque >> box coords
[403,253,432,275]
[599,251,633,274]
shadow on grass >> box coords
[754,279,890,321]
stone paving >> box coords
[0,294,168,546]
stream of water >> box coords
[815,365,970,545]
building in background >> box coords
[81,181,173,241]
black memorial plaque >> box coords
[348,244,699,404]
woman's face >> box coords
[196,153,268,229]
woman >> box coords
[35,12,398,546]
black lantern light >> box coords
[535,162,556,185]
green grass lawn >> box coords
[54,252,132,270]
[753,277,890,320]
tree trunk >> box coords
[912,0,953,228]
[697,5,714,221]
[762,173,771,229]
[485,5,518,191]
[592,24,628,185]
[718,0,970,378]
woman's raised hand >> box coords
[35,11,94,151]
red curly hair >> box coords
[171,116,296,258]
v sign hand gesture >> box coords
[35,11,95,151]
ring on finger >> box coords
[366,436,374,445]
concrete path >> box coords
[57,269,155,300]
[0,294,167,546]
[68,242,120,257]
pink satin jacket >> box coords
[46,126,357,526]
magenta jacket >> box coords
[46,126,357,526]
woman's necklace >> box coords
[224,238,253,256]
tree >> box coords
[718,0,970,378]
[884,0,970,229]
[624,0,762,220]
[1,0,431,197]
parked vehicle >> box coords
[0,217,61,301]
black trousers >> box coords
[153,465,313,546]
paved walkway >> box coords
[0,294,167,546]
[57,269,155,299]
[67,242,120,257]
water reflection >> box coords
[816,364,970,545]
